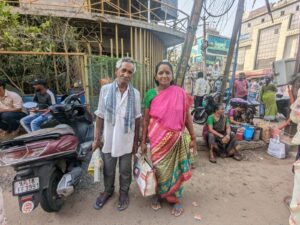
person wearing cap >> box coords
[20,79,56,132]
[0,80,26,138]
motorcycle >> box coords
[0,92,94,213]
[191,92,220,125]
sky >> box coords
[178,0,278,37]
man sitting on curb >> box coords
[0,80,26,139]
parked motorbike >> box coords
[191,93,220,124]
[0,92,94,213]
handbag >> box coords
[267,137,286,159]
[133,155,157,197]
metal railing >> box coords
[5,0,189,33]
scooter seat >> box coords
[0,125,75,149]
[16,124,75,140]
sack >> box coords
[88,148,103,183]
[267,137,286,159]
[133,155,157,197]
[257,122,272,143]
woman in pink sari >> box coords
[141,61,196,217]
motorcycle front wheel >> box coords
[40,169,64,213]
[193,111,208,125]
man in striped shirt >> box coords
[20,79,56,132]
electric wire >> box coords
[203,0,236,18]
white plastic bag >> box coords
[88,148,103,183]
[267,136,286,159]
[133,155,157,197]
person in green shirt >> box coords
[207,103,242,163]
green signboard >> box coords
[207,35,230,56]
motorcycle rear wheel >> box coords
[40,169,64,213]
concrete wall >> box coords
[20,0,86,12]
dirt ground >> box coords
[0,148,295,225]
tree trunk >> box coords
[53,55,60,94]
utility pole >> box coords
[175,0,204,86]
[294,33,300,75]
[291,20,300,99]
[220,0,245,101]
[203,15,207,78]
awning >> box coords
[236,68,272,79]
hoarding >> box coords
[190,34,230,66]
[207,35,230,56]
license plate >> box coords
[13,177,40,195]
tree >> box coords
[0,2,82,94]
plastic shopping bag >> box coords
[88,148,103,183]
[133,155,157,197]
[267,137,286,159]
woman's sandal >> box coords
[233,152,242,161]
[151,196,162,211]
[171,203,184,217]
[209,151,217,163]
[117,192,129,211]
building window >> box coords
[296,5,299,11]
[261,18,265,23]
[255,25,281,70]
[237,47,247,71]
[281,11,285,16]
[284,35,298,59]
[248,23,251,28]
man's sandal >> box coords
[117,192,129,211]
[94,192,113,210]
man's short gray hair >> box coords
[116,57,136,73]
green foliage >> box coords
[0,2,82,94]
